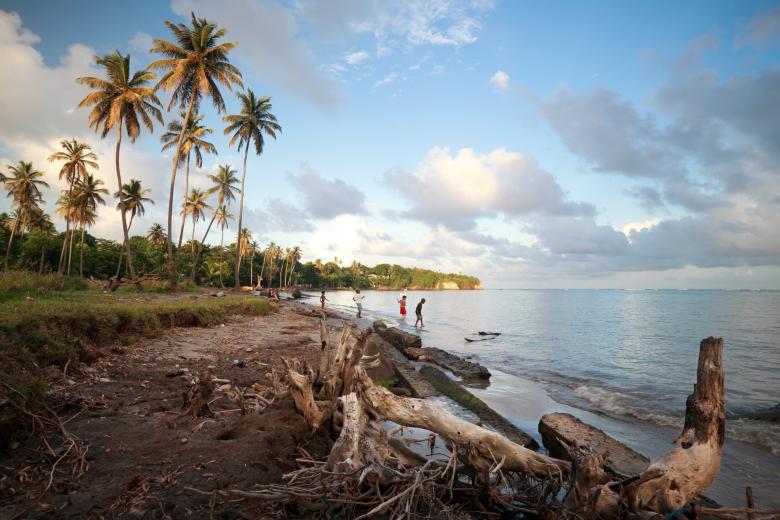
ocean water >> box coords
[316,289,780,455]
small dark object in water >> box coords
[464,333,500,342]
[477,331,501,336]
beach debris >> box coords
[478,331,501,336]
[232,359,245,369]
[165,368,189,378]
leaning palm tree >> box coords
[114,179,153,278]
[76,51,162,282]
[190,164,240,279]
[47,139,99,274]
[223,90,281,288]
[214,205,233,288]
[236,227,252,287]
[160,113,217,248]
[146,223,166,246]
[258,241,276,289]
[182,188,212,279]
[72,173,108,277]
[287,246,302,286]
[280,247,292,289]
[3,161,48,270]
[149,12,242,288]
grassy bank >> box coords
[0,271,274,410]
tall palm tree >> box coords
[223,90,281,289]
[249,240,258,288]
[182,188,212,279]
[191,164,240,279]
[214,205,233,288]
[76,51,162,282]
[3,161,48,270]
[236,227,252,287]
[259,242,275,289]
[146,223,166,246]
[280,247,291,289]
[114,179,153,278]
[47,139,99,274]
[72,173,108,277]
[287,246,302,286]
[160,113,217,248]
[150,12,242,288]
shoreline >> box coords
[296,296,780,508]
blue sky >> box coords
[1,0,779,288]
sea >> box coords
[305,288,780,507]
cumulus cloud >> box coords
[286,164,368,219]
[171,0,341,109]
[345,50,370,65]
[374,72,398,88]
[489,70,510,92]
[386,146,593,230]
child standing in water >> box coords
[415,298,426,328]
[320,291,328,309]
[398,295,407,319]
[353,288,364,318]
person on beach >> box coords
[320,290,328,309]
[353,288,364,318]
[415,298,426,328]
[398,295,407,319]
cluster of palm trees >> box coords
[71,12,280,289]
[2,13,290,289]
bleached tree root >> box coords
[579,337,727,517]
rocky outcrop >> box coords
[405,347,491,380]
[373,321,422,350]
[539,412,650,477]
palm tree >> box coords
[114,179,153,278]
[76,51,162,282]
[191,164,240,279]
[146,223,166,246]
[237,227,252,287]
[149,12,242,288]
[258,241,275,289]
[72,173,108,277]
[223,90,281,289]
[280,247,291,289]
[160,113,217,249]
[182,188,212,279]
[214,205,233,288]
[249,240,258,288]
[287,246,302,287]
[3,161,48,270]
[27,209,56,273]
[47,139,98,274]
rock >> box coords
[180,437,188,444]
[232,359,245,369]
[291,288,303,298]
[212,291,225,298]
[363,335,399,383]
[419,365,537,449]
[405,346,491,380]
[166,368,189,378]
[538,412,650,477]
[373,321,422,351]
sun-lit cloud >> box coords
[489,70,510,92]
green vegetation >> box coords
[0,271,273,417]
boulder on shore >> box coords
[538,412,650,477]
[373,321,422,351]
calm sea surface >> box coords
[317,289,780,455]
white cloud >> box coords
[344,50,370,65]
[374,72,398,88]
[286,164,368,219]
[489,69,510,92]
[621,218,660,238]
[128,31,154,53]
[386,146,593,230]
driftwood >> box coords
[216,326,739,519]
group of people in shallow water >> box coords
[319,289,427,328]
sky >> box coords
[1,0,780,289]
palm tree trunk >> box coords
[234,146,249,289]
[177,152,191,250]
[79,225,86,278]
[259,251,267,288]
[166,97,196,289]
[39,245,46,274]
[250,248,254,288]
[67,226,76,276]
[58,179,75,274]
[278,257,284,289]
[288,262,296,287]
[115,213,135,278]
[190,218,196,280]
[191,206,218,281]
[115,125,137,282]
[4,217,19,271]
[219,226,225,288]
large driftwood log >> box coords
[357,367,570,479]
[584,337,726,516]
